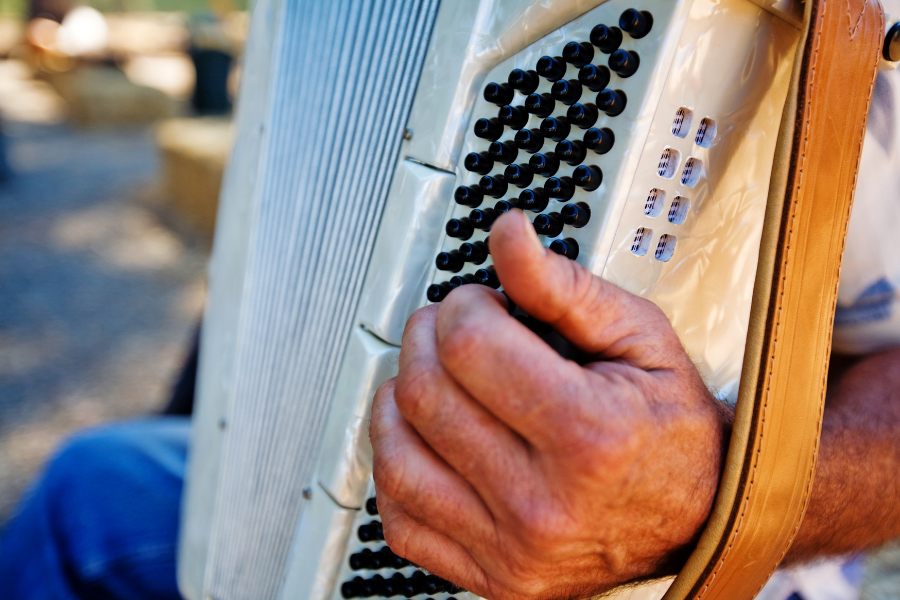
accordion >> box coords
[177,1,884,599]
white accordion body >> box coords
[179,1,803,599]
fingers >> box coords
[370,378,499,559]
[434,284,606,451]
[393,306,533,507]
[489,210,687,370]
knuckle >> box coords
[402,305,437,341]
[368,380,396,442]
[394,366,441,423]
[437,318,487,370]
[372,449,408,502]
[380,514,413,559]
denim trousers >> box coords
[0,417,189,600]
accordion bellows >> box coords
[179,0,883,599]
[178,1,439,599]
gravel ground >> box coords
[0,116,209,525]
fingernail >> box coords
[516,209,543,249]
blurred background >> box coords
[0,0,247,525]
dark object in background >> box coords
[163,326,201,416]
[190,48,233,115]
[0,118,12,183]
[29,0,71,21]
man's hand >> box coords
[369,210,732,600]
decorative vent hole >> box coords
[644,188,665,217]
[680,158,702,187]
[671,107,693,138]
[667,196,690,224]
[654,234,676,262]
[657,148,681,179]
[631,227,653,256]
[695,117,717,148]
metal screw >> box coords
[302,487,313,500]
[402,127,413,141]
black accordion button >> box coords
[550,237,580,259]
[545,176,575,201]
[528,152,560,177]
[609,49,640,78]
[572,164,603,191]
[504,163,534,188]
[488,140,518,165]
[450,273,477,287]
[517,188,550,212]
[474,266,500,289]
[540,116,571,142]
[534,212,564,237]
[446,217,475,240]
[494,199,514,214]
[436,250,464,272]
[385,548,408,570]
[469,207,500,231]
[474,117,503,141]
[555,139,587,166]
[464,151,494,175]
[562,41,595,68]
[459,240,489,264]
[578,63,611,92]
[550,79,583,105]
[524,93,556,118]
[498,104,529,130]
[561,202,591,228]
[590,23,623,53]
[619,8,653,39]
[357,521,384,542]
[567,103,599,129]
[508,68,540,94]
[597,89,626,116]
[341,576,364,598]
[514,128,544,154]
[885,22,900,61]
[584,127,615,154]
[349,548,372,570]
[536,55,567,82]
[479,174,508,198]
[427,282,452,303]
[365,497,378,515]
[483,81,515,106]
[454,185,483,208]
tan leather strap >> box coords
[664,1,884,598]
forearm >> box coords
[786,347,900,562]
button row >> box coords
[489,89,626,135]
[441,199,589,250]
[349,546,410,571]
[436,239,490,272]
[456,163,602,207]
[427,266,500,302]
[341,571,463,599]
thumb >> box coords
[489,210,686,369]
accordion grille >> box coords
[203,1,439,599]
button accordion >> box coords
[177,0,881,599]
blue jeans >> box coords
[0,418,189,600]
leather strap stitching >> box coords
[693,2,828,596]
[754,8,883,595]
[847,0,870,39]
